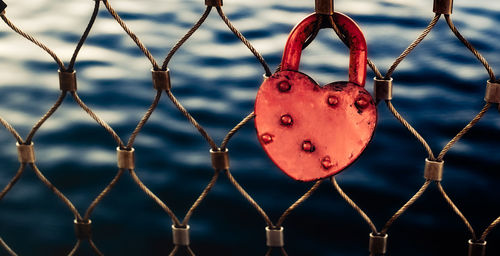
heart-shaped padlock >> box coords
[255,12,376,182]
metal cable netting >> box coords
[0,0,499,255]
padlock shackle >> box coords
[281,13,367,87]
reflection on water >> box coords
[0,0,499,255]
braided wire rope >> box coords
[328,12,439,237]
[0,1,119,254]
[328,3,500,251]
[0,0,498,255]
[102,1,325,254]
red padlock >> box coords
[255,12,376,182]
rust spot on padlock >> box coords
[261,134,274,144]
[302,140,315,153]
[280,114,293,126]
[321,156,334,170]
[355,96,370,109]
[278,81,291,92]
[333,83,347,91]
[254,12,376,181]
[327,95,339,107]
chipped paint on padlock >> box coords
[254,12,376,182]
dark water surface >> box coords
[0,0,499,255]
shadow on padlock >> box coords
[255,12,376,182]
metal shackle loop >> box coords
[74,219,92,240]
[152,69,171,91]
[315,0,334,15]
[59,70,77,92]
[468,239,486,256]
[265,226,284,247]
[369,233,388,255]
[433,0,453,15]
[172,225,190,246]
[205,0,222,7]
[424,158,444,181]
[280,13,367,87]
[16,142,35,164]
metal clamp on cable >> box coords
[369,233,388,255]
[210,148,229,170]
[117,147,135,169]
[433,0,453,15]
[266,226,284,247]
[0,1,7,15]
[59,70,77,92]
[315,0,334,15]
[172,225,190,246]
[484,80,500,104]
[424,158,444,181]
[152,69,171,91]
[205,0,222,7]
[374,77,393,101]
[74,219,92,240]
[16,142,35,164]
[468,239,486,256]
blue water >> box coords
[0,0,499,255]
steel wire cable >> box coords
[265,247,289,256]
[102,0,160,70]
[1,0,101,71]
[0,2,126,254]
[380,180,431,234]
[0,14,65,70]
[71,92,125,148]
[0,237,16,256]
[0,1,498,255]
[84,169,126,220]
[431,13,498,245]
[31,163,82,220]
[437,182,477,240]
[437,103,491,161]
[68,0,100,72]
[220,112,323,252]
[276,180,323,227]
[165,89,218,150]
[383,14,440,79]
[481,216,500,241]
[89,239,105,256]
[227,169,323,229]
[162,7,212,69]
[385,101,435,160]
[216,6,272,77]
[126,90,163,148]
[225,169,273,226]
[25,92,67,144]
[331,177,378,234]
[99,3,279,255]
[128,168,181,226]
[328,13,440,238]
[168,245,179,256]
[327,7,500,250]
[181,170,221,226]
[445,15,496,82]
[0,116,22,143]
[0,165,25,201]
[67,240,81,256]
[220,112,255,149]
